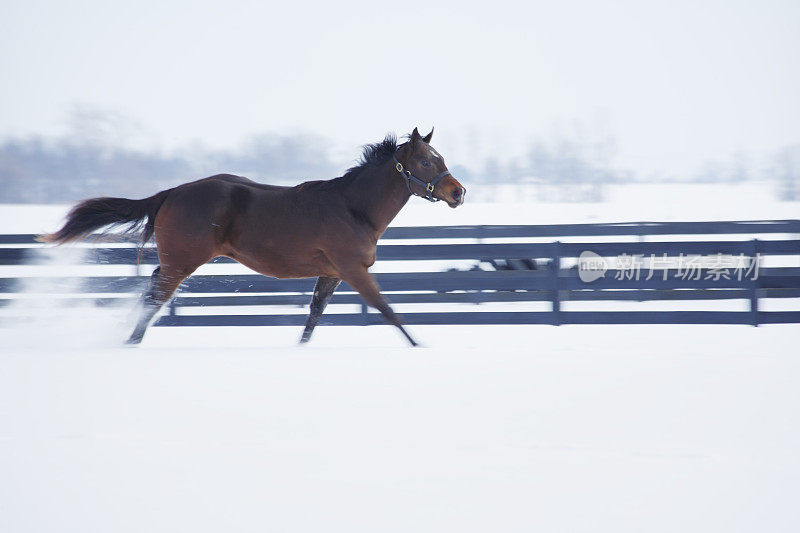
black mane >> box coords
[342,134,398,179]
[293,133,400,192]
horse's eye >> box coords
[420,159,431,167]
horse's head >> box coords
[394,127,466,208]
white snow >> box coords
[1,325,799,532]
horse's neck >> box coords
[346,163,410,236]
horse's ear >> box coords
[410,127,421,146]
[422,127,434,144]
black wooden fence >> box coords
[2,219,799,326]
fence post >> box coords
[135,247,142,278]
[551,241,561,325]
[749,238,759,327]
[637,232,645,302]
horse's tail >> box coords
[38,188,173,245]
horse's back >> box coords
[161,174,291,218]
[197,173,289,192]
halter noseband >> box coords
[392,151,451,202]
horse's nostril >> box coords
[453,188,462,199]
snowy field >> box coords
[2,189,800,532]
[2,326,799,532]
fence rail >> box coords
[2,220,799,327]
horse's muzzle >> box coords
[448,186,466,208]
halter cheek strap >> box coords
[392,154,451,202]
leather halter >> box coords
[392,151,451,202]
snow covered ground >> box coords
[2,191,800,532]
[1,325,799,532]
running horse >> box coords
[41,128,466,346]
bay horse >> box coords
[41,127,466,346]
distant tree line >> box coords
[0,134,341,203]
[776,145,800,201]
[1,129,797,204]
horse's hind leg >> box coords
[300,276,341,344]
[125,265,190,345]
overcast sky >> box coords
[1,0,798,178]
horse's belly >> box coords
[228,247,336,279]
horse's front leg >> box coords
[339,267,418,347]
[299,276,341,344]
